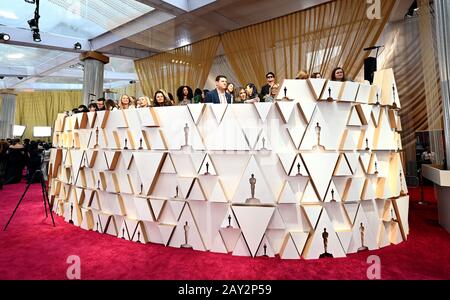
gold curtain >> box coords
[134,36,220,103]
[380,1,444,167]
[15,90,82,139]
[221,0,395,89]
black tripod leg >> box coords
[3,182,33,231]
[40,171,55,227]
[38,172,49,218]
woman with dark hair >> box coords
[88,103,98,112]
[312,72,322,79]
[193,88,203,104]
[244,83,260,103]
[176,86,194,105]
[226,83,235,103]
[78,105,89,113]
[202,90,209,103]
[105,99,118,111]
[331,67,347,82]
[153,90,173,107]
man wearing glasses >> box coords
[260,72,276,101]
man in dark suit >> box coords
[205,75,232,104]
[260,72,276,101]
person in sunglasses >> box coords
[260,72,276,102]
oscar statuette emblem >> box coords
[181,221,193,249]
[357,223,369,252]
[319,228,333,258]
[245,174,260,204]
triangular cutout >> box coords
[255,235,275,257]
[232,233,252,257]
[278,181,297,204]
[232,206,275,257]
[276,102,296,123]
[253,102,272,123]
[198,154,217,176]
[187,103,205,124]
[334,154,353,176]
[302,153,339,201]
[210,104,228,124]
[279,233,301,259]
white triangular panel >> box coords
[302,152,339,201]
[132,152,164,195]
[278,181,297,204]
[345,153,360,174]
[168,204,206,251]
[278,153,296,175]
[334,154,353,176]
[231,156,276,204]
[232,234,252,257]
[220,228,241,252]
[254,102,272,122]
[267,208,286,229]
[187,104,205,124]
[279,233,301,259]
[344,202,360,225]
[290,231,309,256]
[155,224,174,246]
[210,104,228,124]
[187,179,206,201]
[301,180,321,203]
[210,234,228,254]
[303,210,346,259]
[276,102,296,123]
[303,205,322,228]
[150,199,166,221]
[324,181,342,202]
[232,206,275,257]
[161,154,176,174]
[255,235,275,257]
[198,154,217,176]
[307,78,327,100]
[347,106,363,126]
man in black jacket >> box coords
[260,72,276,102]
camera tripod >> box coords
[3,170,55,231]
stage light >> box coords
[33,30,41,42]
[0,33,10,41]
[28,17,39,30]
[74,42,82,50]
[18,76,24,80]
[0,76,4,79]
[25,0,36,3]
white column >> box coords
[435,0,450,170]
[0,90,17,139]
[80,52,109,106]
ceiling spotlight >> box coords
[25,0,36,3]
[0,33,10,41]
[74,42,82,50]
[33,30,41,42]
[18,76,24,80]
[28,17,39,30]
[0,76,4,79]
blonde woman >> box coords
[265,83,280,102]
[138,96,151,108]
[295,70,309,80]
[119,94,135,109]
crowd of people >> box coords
[69,68,349,113]
[0,139,52,189]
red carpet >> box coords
[0,183,449,280]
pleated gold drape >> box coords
[221,0,395,90]
[15,90,82,139]
[134,36,220,103]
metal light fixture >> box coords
[33,30,41,42]
[25,0,36,3]
[74,42,82,50]
[28,18,39,30]
[0,33,10,41]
